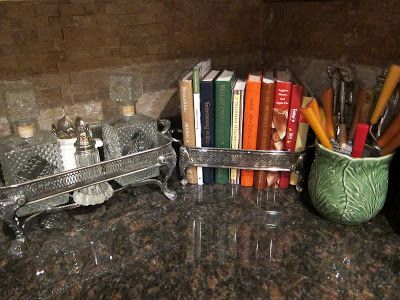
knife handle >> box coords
[381,130,400,156]
[370,64,400,124]
[301,107,333,150]
[348,89,363,141]
[322,87,335,139]
[352,123,369,158]
[377,115,400,148]
[359,89,374,123]
[339,123,347,149]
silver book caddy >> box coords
[179,146,306,190]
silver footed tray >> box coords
[0,119,177,256]
[179,146,306,189]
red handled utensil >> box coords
[352,90,374,158]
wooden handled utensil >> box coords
[348,89,363,142]
[338,80,347,149]
[377,115,400,148]
[322,87,335,139]
[301,106,333,150]
[381,130,400,155]
[307,98,321,122]
[370,64,400,124]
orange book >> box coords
[241,73,262,187]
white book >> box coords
[237,81,246,184]
[193,59,212,185]
[230,79,246,184]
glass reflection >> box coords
[184,186,284,268]
[24,184,287,297]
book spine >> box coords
[193,67,203,185]
[290,96,313,186]
[268,80,292,188]
[179,79,197,184]
[241,79,262,187]
[230,90,241,184]
[237,88,245,184]
[254,80,275,189]
[215,80,233,184]
[200,80,215,184]
[279,84,303,188]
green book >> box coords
[215,70,236,184]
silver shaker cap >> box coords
[74,125,95,153]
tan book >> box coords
[179,70,197,184]
[290,96,313,186]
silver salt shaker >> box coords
[73,125,113,206]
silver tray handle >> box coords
[158,119,171,135]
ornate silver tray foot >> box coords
[179,146,306,191]
[0,193,26,256]
[9,239,24,258]
[158,146,177,200]
[180,179,188,187]
[127,178,177,201]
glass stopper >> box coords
[109,73,143,104]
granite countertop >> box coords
[0,181,399,299]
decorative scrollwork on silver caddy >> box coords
[179,146,306,191]
[0,119,177,256]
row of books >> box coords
[178,59,311,189]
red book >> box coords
[279,84,303,188]
[268,70,292,188]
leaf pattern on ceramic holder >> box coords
[309,147,348,223]
[341,158,389,224]
[308,145,392,225]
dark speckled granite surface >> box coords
[0,181,400,299]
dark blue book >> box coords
[200,70,219,184]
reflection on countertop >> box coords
[0,182,399,299]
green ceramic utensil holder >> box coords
[308,144,393,225]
